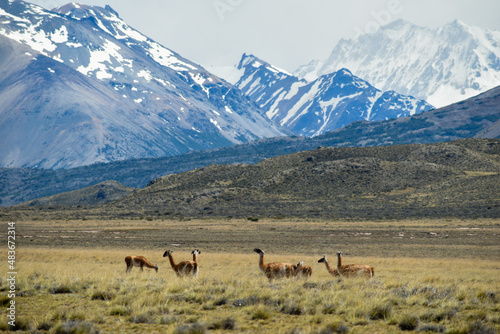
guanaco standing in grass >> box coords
[293,260,312,279]
[318,255,340,277]
[125,256,158,273]
[253,248,294,282]
[336,251,374,278]
[163,249,201,277]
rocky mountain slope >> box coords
[1,85,498,207]
[0,0,284,169]
[233,54,432,137]
[296,20,500,108]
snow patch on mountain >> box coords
[295,20,500,108]
[0,0,284,169]
[234,54,433,137]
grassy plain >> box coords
[1,218,499,333]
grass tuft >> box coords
[467,321,498,334]
[369,302,393,320]
[174,321,207,334]
[250,306,271,320]
[54,320,100,334]
[398,313,420,331]
[207,317,236,330]
[319,321,350,333]
[91,290,115,301]
[49,284,73,294]
[418,324,446,332]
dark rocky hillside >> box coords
[3,139,499,220]
[108,139,499,220]
[18,181,135,207]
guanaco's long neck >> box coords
[258,254,266,271]
[167,253,177,268]
[324,258,335,274]
[143,259,156,268]
[192,254,198,264]
[337,253,343,267]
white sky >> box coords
[26,0,500,73]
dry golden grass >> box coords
[1,244,499,333]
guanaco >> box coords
[163,249,201,277]
[293,260,312,279]
[253,248,294,282]
[125,256,158,273]
[336,251,374,278]
[318,255,340,277]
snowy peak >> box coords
[237,53,292,76]
[234,53,433,137]
[297,19,500,107]
[293,59,322,82]
[0,0,284,169]
[54,3,116,19]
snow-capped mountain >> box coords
[234,54,433,137]
[295,19,500,108]
[0,0,284,169]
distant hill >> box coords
[1,86,499,207]
[18,181,135,207]
[317,84,500,146]
[107,139,500,220]
[3,139,499,220]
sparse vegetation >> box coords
[3,139,499,221]
[1,218,499,333]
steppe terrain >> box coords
[1,218,499,333]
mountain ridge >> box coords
[295,19,500,108]
[233,53,433,137]
[1,84,498,207]
[0,0,284,169]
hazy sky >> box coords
[27,0,500,72]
